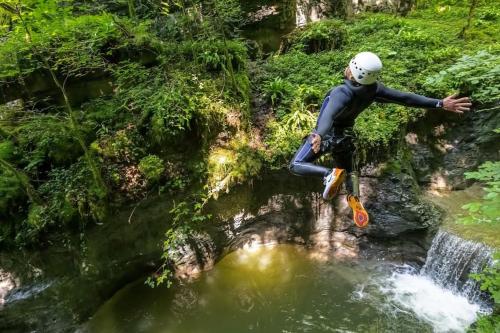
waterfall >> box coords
[421,230,494,303]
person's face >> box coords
[344,66,354,81]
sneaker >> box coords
[322,168,346,200]
[347,195,369,228]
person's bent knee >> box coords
[288,160,298,175]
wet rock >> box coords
[220,192,314,251]
[0,270,18,310]
[309,197,336,253]
[407,108,500,190]
[170,232,217,281]
[331,232,359,259]
[358,174,442,237]
[358,232,430,264]
[211,168,440,260]
[0,194,175,333]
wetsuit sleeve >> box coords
[314,87,351,137]
[375,83,440,108]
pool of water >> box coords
[239,0,297,53]
[81,245,484,333]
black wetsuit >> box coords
[289,79,441,183]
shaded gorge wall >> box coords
[240,0,409,54]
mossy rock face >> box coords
[280,19,347,54]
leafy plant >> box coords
[397,27,440,47]
[425,51,500,104]
[18,159,107,244]
[459,161,500,225]
[147,194,212,288]
[459,161,500,332]
[91,127,145,163]
[281,19,347,54]
[472,253,500,303]
[0,168,25,217]
[468,253,500,332]
[262,77,292,106]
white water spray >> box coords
[383,271,483,332]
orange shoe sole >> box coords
[326,169,346,199]
[347,195,369,228]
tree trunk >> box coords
[128,0,136,19]
[397,0,415,16]
[15,4,108,196]
[459,0,480,39]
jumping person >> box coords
[289,52,471,228]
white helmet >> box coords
[349,52,382,85]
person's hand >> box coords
[442,93,472,114]
[309,133,321,153]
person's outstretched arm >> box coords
[375,83,471,113]
[375,83,440,108]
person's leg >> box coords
[289,137,346,200]
[289,138,330,178]
[334,148,354,193]
[332,141,368,227]
[289,90,335,178]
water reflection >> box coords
[240,0,332,53]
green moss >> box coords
[139,155,165,184]
[207,133,262,198]
[0,169,25,217]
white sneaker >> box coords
[322,168,346,200]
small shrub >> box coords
[396,27,440,48]
[15,116,82,172]
[0,169,25,217]
[173,39,248,72]
[139,155,165,184]
[264,101,316,167]
[21,160,107,243]
[354,104,424,148]
[349,15,407,35]
[112,64,196,144]
[91,127,145,163]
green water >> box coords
[240,0,297,53]
[83,245,437,333]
